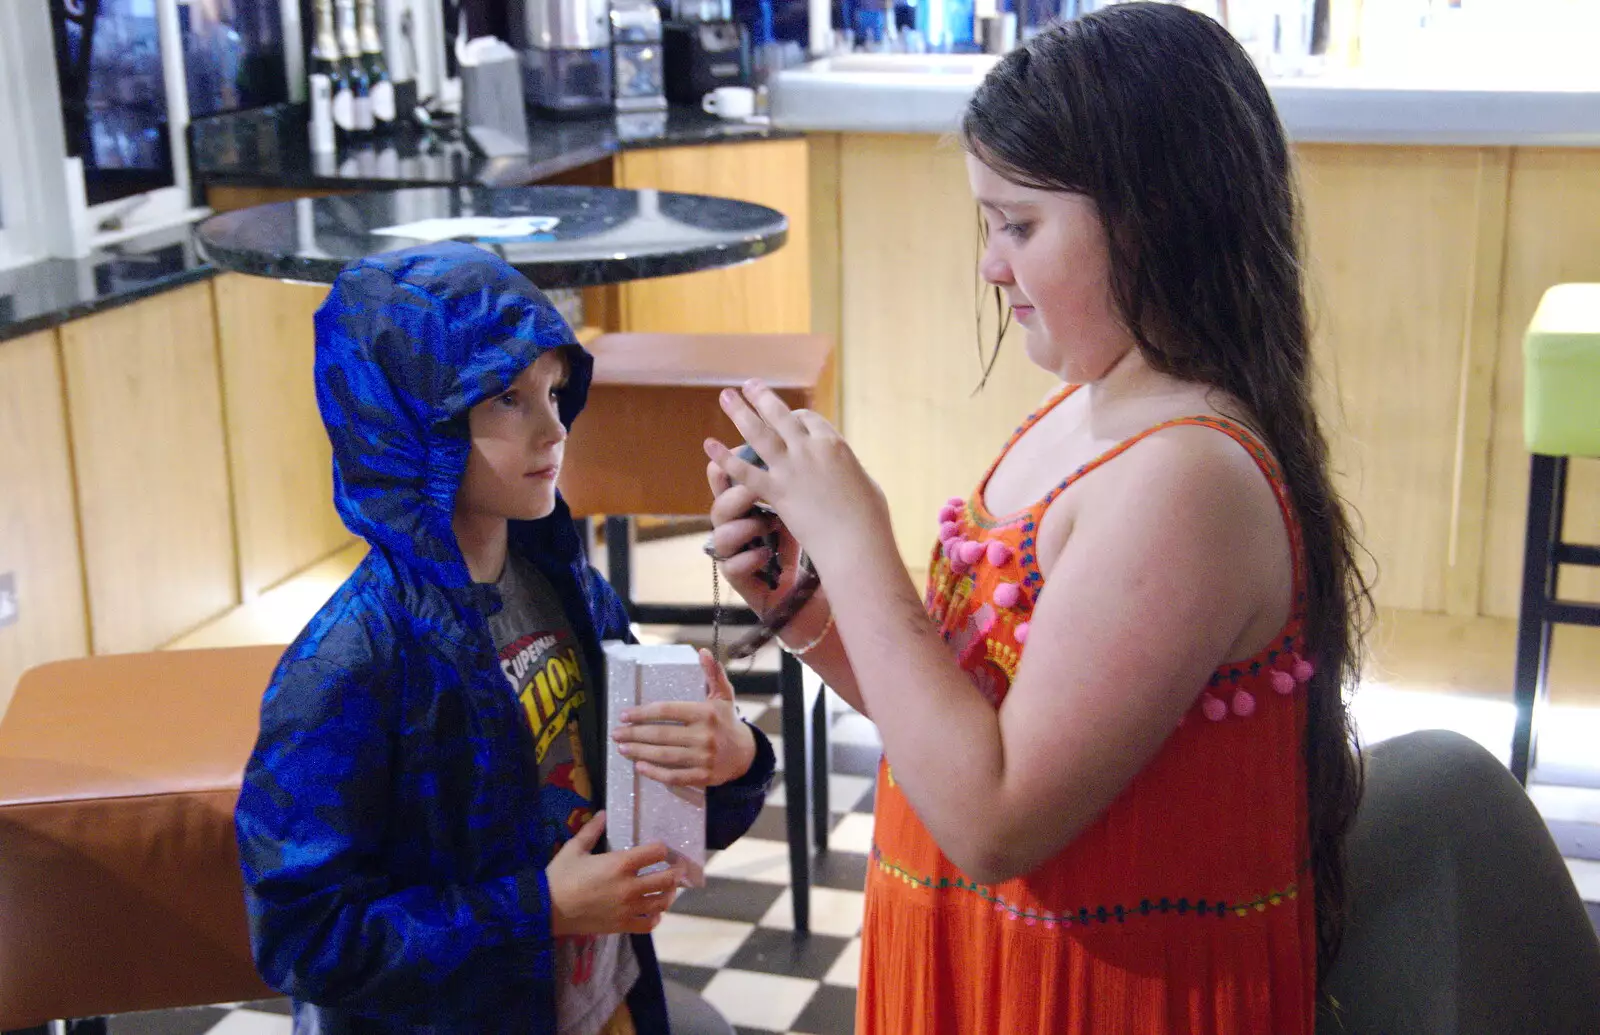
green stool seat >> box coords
[1512,283,1600,784]
[1524,283,1600,457]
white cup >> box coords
[701,86,756,119]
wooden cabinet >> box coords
[0,330,89,712]
[212,274,350,598]
[614,139,813,336]
[60,282,238,654]
[1296,144,1501,615]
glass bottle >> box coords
[336,0,374,139]
[358,0,397,130]
[312,0,351,147]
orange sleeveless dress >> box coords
[858,385,1316,1035]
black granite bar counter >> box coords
[0,235,215,345]
[192,103,799,192]
[4,102,798,344]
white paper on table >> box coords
[371,216,561,243]
[603,641,708,887]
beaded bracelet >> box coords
[779,606,836,658]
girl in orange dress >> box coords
[702,5,1368,1033]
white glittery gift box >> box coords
[603,641,708,887]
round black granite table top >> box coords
[194,185,788,287]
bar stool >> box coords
[1511,283,1600,785]
[561,331,838,933]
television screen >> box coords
[51,0,290,209]
[50,0,175,207]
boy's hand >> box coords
[547,812,681,936]
[610,649,758,788]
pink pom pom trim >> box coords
[938,505,959,524]
[1231,690,1256,717]
[1292,657,1315,683]
[948,496,967,508]
[1200,694,1228,722]
[986,541,1014,566]
[939,520,959,540]
[1270,670,1296,695]
[1014,622,1030,645]
[993,582,1022,608]
[958,540,986,565]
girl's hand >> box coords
[610,649,757,788]
[703,381,892,573]
[706,461,803,615]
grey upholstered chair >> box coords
[1318,730,1600,1034]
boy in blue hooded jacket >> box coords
[235,242,776,1034]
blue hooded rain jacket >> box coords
[235,242,775,1033]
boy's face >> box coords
[455,349,571,524]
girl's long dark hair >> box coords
[962,2,1369,981]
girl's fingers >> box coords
[706,460,734,496]
[708,481,766,526]
[741,379,806,445]
[709,516,772,557]
[705,437,771,493]
[793,408,836,437]
[716,389,786,465]
[714,546,773,584]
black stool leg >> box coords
[1512,454,1565,784]
[779,650,811,933]
[3,1021,111,1035]
[573,516,595,563]
[605,515,634,615]
[811,686,830,853]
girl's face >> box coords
[967,155,1137,383]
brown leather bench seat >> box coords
[0,647,282,1029]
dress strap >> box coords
[1045,414,1306,601]
[972,383,1081,504]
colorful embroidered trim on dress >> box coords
[871,845,1299,927]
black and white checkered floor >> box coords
[98,690,1600,1035]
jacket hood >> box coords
[314,241,593,591]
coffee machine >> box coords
[509,0,613,115]
[661,0,750,105]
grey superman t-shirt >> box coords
[486,555,640,1035]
